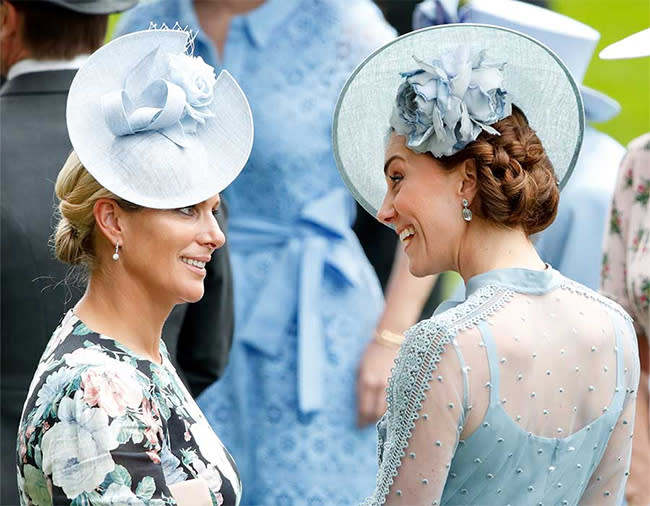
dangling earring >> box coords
[462,199,472,222]
[112,242,120,261]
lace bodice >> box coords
[365,267,640,505]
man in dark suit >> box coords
[0,1,235,501]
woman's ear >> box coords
[93,198,124,246]
[458,158,478,202]
[0,1,18,39]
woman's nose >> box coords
[201,214,226,251]
[376,193,396,225]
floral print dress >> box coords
[602,133,650,339]
[16,311,241,506]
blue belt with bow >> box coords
[228,189,364,414]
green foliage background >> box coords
[551,0,650,145]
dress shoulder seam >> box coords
[560,278,634,324]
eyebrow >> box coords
[384,155,405,175]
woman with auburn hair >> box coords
[16,28,253,505]
[333,24,640,505]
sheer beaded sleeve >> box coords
[579,313,640,505]
[362,320,468,506]
[365,270,640,506]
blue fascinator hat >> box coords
[333,24,584,220]
[66,28,254,209]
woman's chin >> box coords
[179,287,205,304]
[408,257,443,278]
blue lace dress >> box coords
[116,1,395,503]
[364,267,640,505]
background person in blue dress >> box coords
[116,1,436,504]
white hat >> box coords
[600,28,650,60]
[66,28,254,208]
[461,0,620,123]
[333,24,584,218]
[11,0,137,14]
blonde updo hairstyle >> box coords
[54,151,140,271]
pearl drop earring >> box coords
[112,242,120,261]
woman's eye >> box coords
[177,206,195,216]
[389,174,403,186]
[212,208,221,219]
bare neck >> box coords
[74,269,173,364]
[456,219,546,284]
[193,0,266,57]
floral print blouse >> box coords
[16,311,241,505]
[602,133,650,339]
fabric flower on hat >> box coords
[167,53,217,132]
[390,46,511,157]
[101,37,217,148]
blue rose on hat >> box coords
[390,46,511,157]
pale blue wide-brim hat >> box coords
[66,28,254,208]
[461,0,620,124]
[332,23,584,219]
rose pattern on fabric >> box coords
[81,362,143,418]
[101,483,147,506]
[390,46,511,157]
[17,312,239,505]
[40,391,119,497]
[601,133,650,338]
[160,445,188,484]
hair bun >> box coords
[54,217,86,265]
[445,106,559,235]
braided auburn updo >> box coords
[439,105,559,235]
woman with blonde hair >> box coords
[16,28,253,505]
[333,24,640,505]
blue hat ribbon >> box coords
[100,44,218,148]
[101,79,189,147]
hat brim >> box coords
[599,28,650,60]
[67,30,254,209]
[17,0,138,14]
[582,85,620,123]
[333,23,584,221]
